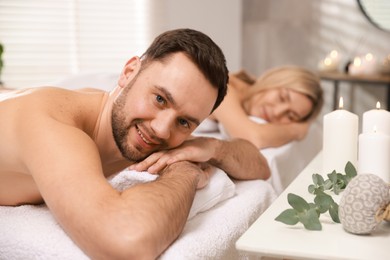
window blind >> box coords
[0,0,165,88]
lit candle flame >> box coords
[324,57,332,66]
[330,50,338,59]
[376,101,381,109]
[365,53,373,61]
[353,57,361,66]
[339,97,344,109]
[373,125,378,133]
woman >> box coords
[209,66,323,149]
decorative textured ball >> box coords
[339,174,390,234]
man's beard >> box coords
[111,77,146,162]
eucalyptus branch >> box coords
[275,161,357,230]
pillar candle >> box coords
[362,101,390,135]
[323,97,359,174]
[358,128,390,182]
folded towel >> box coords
[160,179,277,260]
[0,168,236,259]
[109,167,236,220]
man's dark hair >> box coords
[140,28,229,112]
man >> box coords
[0,29,270,259]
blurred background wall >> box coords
[1,0,389,125]
[241,0,390,121]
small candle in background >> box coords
[362,101,390,135]
[358,126,390,182]
[323,97,359,174]
[348,53,379,76]
[329,50,340,66]
[348,56,363,75]
[318,50,340,72]
[363,53,378,75]
[379,54,390,74]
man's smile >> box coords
[136,125,153,145]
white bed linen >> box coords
[0,168,248,260]
[160,180,276,260]
[196,117,323,195]
[0,178,275,260]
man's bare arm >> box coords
[117,161,201,258]
[20,120,202,259]
[208,137,271,180]
[130,137,271,180]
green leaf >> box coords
[327,170,337,183]
[329,203,340,223]
[308,184,316,194]
[313,186,325,195]
[336,173,346,188]
[345,161,357,179]
[333,184,342,195]
[314,193,333,213]
[323,179,333,190]
[308,203,321,217]
[299,208,322,230]
[288,193,310,212]
[312,173,324,185]
[275,209,299,225]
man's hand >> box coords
[160,160,212,189]
[129,137,215,174]
[195,162,213,189]
[130,136,270,181]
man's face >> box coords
[112,53,217,162]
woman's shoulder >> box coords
[229,75,253,94]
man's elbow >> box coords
[114,236,158,260]
[258,153,271,180]
[260,163,271,180]
[86,225,161,260]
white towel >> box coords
[0,168,236,259]
[109,167,236,220]
[160,179,277,260]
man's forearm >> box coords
[209,138,270,180]
[120,161,200,258]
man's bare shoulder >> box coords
[1,87,106,126]
[0,87,108,165]
[0,87,111,205]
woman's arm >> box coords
[212,86,310,149]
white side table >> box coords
[236,151,390,260]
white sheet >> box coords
[0,168,241,260]
[196,117,323,195]
[160,180,276,260]
[0,178,275,260]
[108,167,236,220]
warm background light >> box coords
[339,97,344,109]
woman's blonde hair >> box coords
[240,66,323,121]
